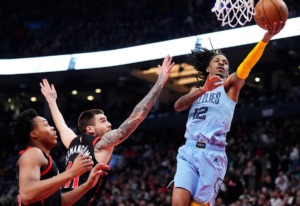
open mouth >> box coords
[217,67,225,72]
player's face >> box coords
[89,114,112,137]
[32,116,58,149]
[206,54,229,79]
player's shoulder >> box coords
[21,147,43,156]
[19,147,48,165]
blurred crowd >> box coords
[0,0,299,58]
[0,83,300,206]
[0,0,300,205]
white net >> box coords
[211,0,255,27]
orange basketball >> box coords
[254,0,289,30]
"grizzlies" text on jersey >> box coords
[193,92,221,105]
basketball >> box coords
[254,0,289,30]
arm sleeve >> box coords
[236,40,268,79]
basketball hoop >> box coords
[211,0,255,27]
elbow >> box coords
[19,188,44,205]
[130,110,147,123]
[174,103,183,112]
[19,192,36,205]
[174,104,179,112]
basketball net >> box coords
[211,0,255,27]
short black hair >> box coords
[189,48,226,87]
[78,109,104,133]
[10,109,39,147]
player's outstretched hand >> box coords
[263,21,285,42]
[201,74,223,92]
[157,55,175,84]
[70,152,94,177]
[40,78,57,104]
[86,163,110,188]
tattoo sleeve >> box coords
[95,74,166,150]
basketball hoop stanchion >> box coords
[212,0,255,27]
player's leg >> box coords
[172,187,191,206]
[172,145,199,206]
[192,147,227,206]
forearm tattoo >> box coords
[95,74,165,149]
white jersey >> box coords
[184,85,236,147]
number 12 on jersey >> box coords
[193,106,208,120]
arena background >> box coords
[0,0,300,205]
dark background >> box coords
[0,0,300,205]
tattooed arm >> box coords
[94,55,174,150]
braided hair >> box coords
[189,48,226,87]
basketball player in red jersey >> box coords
[40,55,174,205]
[10,108,110,206]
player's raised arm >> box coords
[236,21,285,81]
[94,55,174,150]
[40,78,76,148]
[224,21,286,99]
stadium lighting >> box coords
[0,17,299,74]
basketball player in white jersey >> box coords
[171,22,285,206]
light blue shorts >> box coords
[174,139,227,206]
